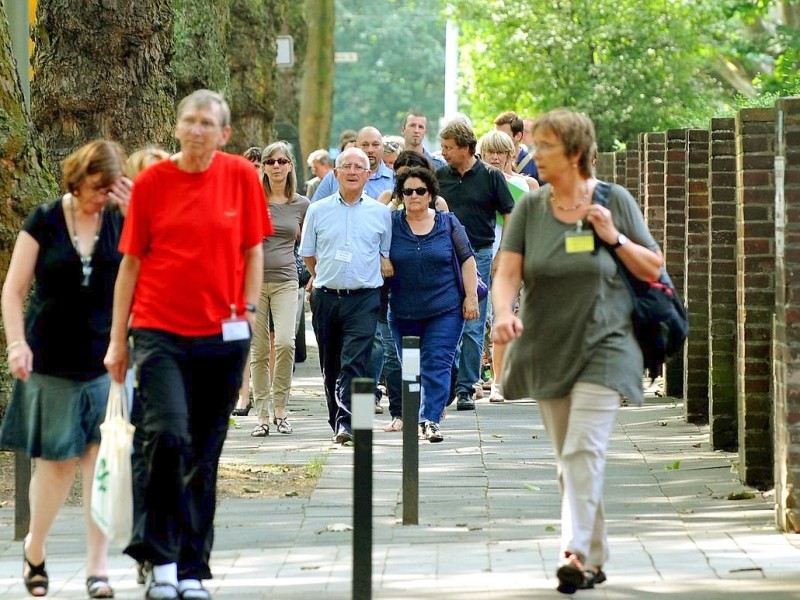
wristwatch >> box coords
[611,233,628,249]
[245,303,257,313]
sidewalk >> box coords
[0,334,798,599]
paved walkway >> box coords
[0,331,798,599]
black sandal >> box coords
[87,575,115,598]
[556,552,586,595]
[275,417,293,434]
[250,423,269,437]
[22,548,48,597]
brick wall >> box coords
[735,108,776,489]
[614,150,627,187]
[773,97,800,532]
[708,118,738,451]
[684,130,710,423]
[644,132,666,246]
[626,140,640,204]
[664,130,687,396]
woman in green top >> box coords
[491,109,663,594]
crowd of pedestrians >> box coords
[0,92,664,598]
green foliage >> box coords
[332,0,446,147]
[451,0,727,149]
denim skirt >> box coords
[0,372,111,460]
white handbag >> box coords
[90,381,135,546]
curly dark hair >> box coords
[394,165,439,200]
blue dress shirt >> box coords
[311,161,395,202]
[299,194,392,290]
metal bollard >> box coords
[351,378,374,600]
[401,336,420,525]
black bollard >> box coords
[351,377,374,600]
[401,336,421,525]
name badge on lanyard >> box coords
[564,219,595,254]
[222,304,251,341]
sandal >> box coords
[231,401,252,417]
[250,424,269,437]
[275,417,293,434]
[22,547,48,597]
[383,417,403,432]
[87,575,115,598]
[179,585,211,600]
[555,552,586,595]
[145,580,179,600]
[578,567,606,589]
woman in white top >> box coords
[476,130,538,403]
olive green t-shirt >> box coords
[500,183,659,405]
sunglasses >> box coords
[263,157,291,166]
[401,187,429,197]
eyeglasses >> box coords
[338,163,368,172]
[401,187,428,197]
[263,157,291,166]
[529,142,563,155]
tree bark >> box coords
[299,0,334,159]
[172,0,231,104]
[274,1,308,161]
[31,1,175,180]
[0,5,58,409]
[226,0,279,152]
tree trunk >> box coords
[172,0,231,104]
[0,5,58,410]
[299,0,334,159]
[226,0,279,153]
[31,1,175,180]
[273,1,308,158]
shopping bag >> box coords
[90,381,135,546]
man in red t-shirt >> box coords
[105,90,272,600]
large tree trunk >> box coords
[31,1,175,180]
[0,5,58,409]
[172,0,231,104]
[273,1,308,161]
[226,0,280,153]
[299,0,334,159]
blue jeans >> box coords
[390,308,464,423]
[368,320,402,418]
[455,246,493,396]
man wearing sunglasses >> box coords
[299,147,392,444]
[311,126,395,202]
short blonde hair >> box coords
[125,147,169,179]
[477,130,515,157]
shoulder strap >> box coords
[513,152,533,174]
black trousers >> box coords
[310,288,380,432]
[125,328,248,580]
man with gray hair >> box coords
[300,147,392,444]
[104,89,273,600]
[305,148,333,199]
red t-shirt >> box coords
[121,152,273,336]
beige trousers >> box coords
[251,280,298,423]
[537,382,620,567]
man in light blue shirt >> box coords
[300,147,392,443]
[311,126,395,201]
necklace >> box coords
[67,194,104,287]
[551,182,590,212]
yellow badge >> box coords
[565,230,595,253]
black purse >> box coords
[295,244,311,288]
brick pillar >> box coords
[614,150,627,186]
[684,129,710,423]
[638,133,647,210]
[626,140,640,204]
[735,107,776,489]
[644,132,666,250]
[773,97,800,532]
[708,118,738,451]
[595,152,615,181]
[664,129,687,397]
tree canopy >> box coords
[331,0,446,147]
